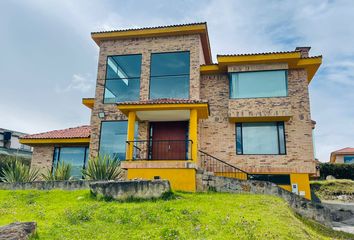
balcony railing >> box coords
[126,140,193,160]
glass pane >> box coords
[250,174,290,185]
[151,52,190,76]
[58,147,86,179]
[242,122,279,154]
[344,156,354,164]
[104,78,140,103]
[278,122,286,154]
[99,121,128,160]
[236,123,243,154]
[150,75,189,99]
[230,70,287,98]
[106,55,142,79]
[52,147,60,171]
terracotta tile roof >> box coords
[117,98,208,105]
[91,22,207,34]
[20,125,90,139]
[332,147,354,155]
[217,51,300,57]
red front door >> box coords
[150,121,188,160]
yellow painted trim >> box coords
[229,116,292,123]
[19,138,90,145]
[126,111,136,161]
[117,103,209,119]
[82,98,94,109]
[189,109,198,163]
[200,64,220,74]
[217,52,301,65]
[296,57,322,82]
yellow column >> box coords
[126,111,136,160]
[189,109,198,163]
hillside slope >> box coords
[0,190,352,239]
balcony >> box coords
[126,140,193,161]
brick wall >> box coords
[30,145,54,174]
[89,34,203,158]
[199,65,316,174]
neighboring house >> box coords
[0,128,32,158]
[330,148,354,164]
[20,22,322,200]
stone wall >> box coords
[30,145,54,174]
[89,34,203,158]
[0,180,92,190]
[197,173,333,227]
[199,66,316,174]
[89,180,171,200]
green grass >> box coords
[311,179,354,201]
[0,190,352,240]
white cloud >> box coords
[56,73,94,93]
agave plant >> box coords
[42,161,72,181]
[0,160,39,183]
[82,155,122,180]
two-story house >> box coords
[20,22,322,199]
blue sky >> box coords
[0,0,353,162]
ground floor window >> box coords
[344,155,354,164]
[52,146,89,179]
[249,174,290,185]
[236,122,286,155]
[99,121,139,160]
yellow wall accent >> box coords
[290,173,311,200]
[229,116,291,123]
[117,103,209,119]
[19,138,90,145]
[214,172,248,180]
[189,109,198,162]
[127,168,196,192]
[126,111,136,160]
[217,52,301,64]
[279,185,292,192]
[82,98,94,109]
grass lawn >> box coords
[311,179,354,201]
[0,190,352,240]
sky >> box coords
[0,0,353,162]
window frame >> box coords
[229,69,289,99]
[149,51,190,100]
[236,121,287,155]
[103,54,142,104]
[51,146,89,179]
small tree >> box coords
[0,160,39,183]
[82,155,123,180]
[42,161,72,181]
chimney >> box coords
[295,47,311,58]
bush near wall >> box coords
[319,163,354,180]
[0,154,31,181]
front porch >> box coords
[117,99,209,192]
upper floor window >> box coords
[230,70,287,99]
[149,51,190,99]
[236,122,286,155]
[104,54,142,103]
[344,155,354,164]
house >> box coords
[20,22,322,200]
[0,128,32,159]
[330,148,354,164]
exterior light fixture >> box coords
[98,112,105,119]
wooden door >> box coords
[151,121,188,160]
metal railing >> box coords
[199,150,249,180]
[126,140,193,160]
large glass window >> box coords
[52,147,89,179]
[230,70,287,98]
[104,54,142,103]
[99,121,137,160]
[236,122,286,155]
[344,156,354,164]
[150,51,190,99]
[249,174,290,185]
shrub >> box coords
[0,155,31,181]
[82,155,123,180]
[319,163,354,180]
[42,161,72,181]
[0,160,39,183]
